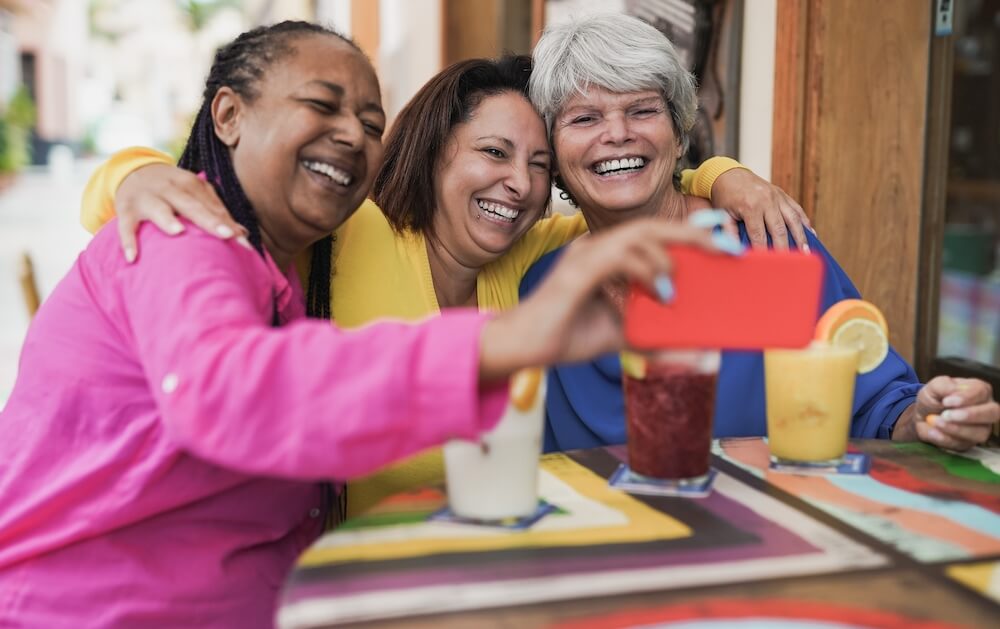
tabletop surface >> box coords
[278,438,1000,628]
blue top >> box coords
[519,227,922,453]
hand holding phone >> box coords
[625,246,825,351]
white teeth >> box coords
[303,160,352,186]
[476,200,521,222]
[594,157,646,175]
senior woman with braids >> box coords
[520,13,998,453]
[0,22,731,627]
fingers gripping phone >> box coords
[625,247,825,351]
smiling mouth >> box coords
[476,199,521,223]
[302,160,353,186]
[593,157,647,176]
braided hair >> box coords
[178,20,363,321]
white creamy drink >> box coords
[443,369,546,520]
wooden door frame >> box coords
[916,23,953,382]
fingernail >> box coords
[167,222,185,236]
[810,227,818,235]
[196,171,208,182]
[688,208,730,229]
[654,274,674,303]
[942,395,963,407]
[926,413,940,426]
[124,247,136,264]
[215,224,235,238]
[928,428,945,441]
[235,236,253,250]
[802,243,811,253]
[942,409,968,421]
[956,382,970,391]
[711,232,745,256]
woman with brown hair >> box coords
[78,54,807,515]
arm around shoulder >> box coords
[81,147,173,233]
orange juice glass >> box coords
[764,344,859,466]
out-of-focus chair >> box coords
[19,252,41,318]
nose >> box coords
[601,112,632,145]
[503,162,530,201]
[331,113,365,151]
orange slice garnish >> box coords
[815,299,889,374]
[510,368,543,411]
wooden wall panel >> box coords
[771,0,809,207]
[443,0,500,65]
[351,0,379,71]
[773,0,932,362]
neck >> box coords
[259,225,303,272]
[424,234,479,308]
[583,190,688,232]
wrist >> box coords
[891,403,920,441]
[697,156,746,201]
[479,313,531,383]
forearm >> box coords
[680,156,746,199]
[81,147,173,233]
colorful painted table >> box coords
[278,438,1000,628]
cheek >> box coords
[529,174,551,207]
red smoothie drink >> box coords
[623,351,718,480]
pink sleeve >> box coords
[115,228,508,480]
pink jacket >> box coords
[0,221,506,628]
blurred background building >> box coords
[0,0,998,406]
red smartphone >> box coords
[624,246,825,351]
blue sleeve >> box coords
[789,230,921,438]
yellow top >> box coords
[80,148,742,517]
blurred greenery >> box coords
[176,0,243,32]
[0,86,37,174]
[89,0,243,41]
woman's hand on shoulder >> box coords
[117,164,245,262]
[894,376,998,450]
[710,168,813,251]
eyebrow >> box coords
[628,96,664,108]
[306,80,386,117]
[477,135,515,149]
[561,95,664,116]
[477,136,552,158]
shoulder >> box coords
[125,218,262,280]
[519,245,567,297]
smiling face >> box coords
[430,91,552,265]
[552,86,682,226]
[221,35,385,247]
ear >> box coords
[211,86,244,148]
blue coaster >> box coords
[427,500,556,530]
[769,452,871,476]
[608,463,717,498]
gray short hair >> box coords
[529,12,698,153]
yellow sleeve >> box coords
[678,156,747,200]
[80,147,174,234]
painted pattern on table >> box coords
[550,599,965,629]
[279,450,882,627]
[715,438,1000,562]
[947,560,1000,604]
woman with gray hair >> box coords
[520,12,997,453]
